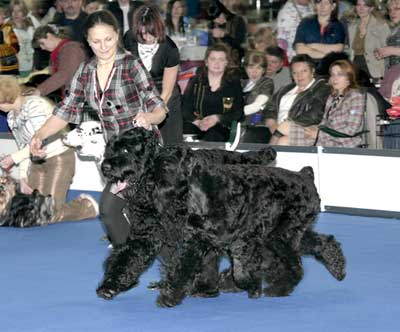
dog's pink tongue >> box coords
[115,181,128,193]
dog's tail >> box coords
[300,230,346,281]
[299,166,315,180]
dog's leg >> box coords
[300,230,346,281]
[157,234,209,308]
[229,240,263,299]
[97,237,159,300]
[190,249,220,298]
[262,239,304,297]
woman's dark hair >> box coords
[314,0,339,21]
[132,5,166,43]
[83,9,120,39]
[290,54,316,73]
[207,0,233,20]
[32,24,67,48]
[165,0,185,35]
[329,59,358,94]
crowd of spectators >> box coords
[0,0,400,149]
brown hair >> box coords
[202,43,234,82]
[329,59,358,94]
[132,5,166,43]
[0,75,21,104]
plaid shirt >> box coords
[317,89,365,147]
[53,50,165,141]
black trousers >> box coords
[99,183,130,246]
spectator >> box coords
[9,0,35,77]
[305,60,365,147]
[294,0,345,72]
[182,43,244,142]
[52,0,88,42]
[265,46,292,93]
[375,0,400,99]
[207,0,247,65]
[124,4,182,144]
[263,54,330,146]
[242,50,274,125]
[84,0,105,14]
[0,5,19,75]
[30,10,167,246]
[165,0,187,36]
[0,75,98,222]
[106,0,143,34]
[27,25,88,100]
[347,0,390,82]
[276,0,314,61]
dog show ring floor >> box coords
[1,191,400,332]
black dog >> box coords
[96,128,345,307]
[0,176,54,227]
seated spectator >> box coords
[26,25,88,101]
[249,27,276,53]
[182,43,244,142]
[9,0,36,77]
[0,5,19,76]
[265,46,292,93]
[165,0,187,36]
[124,4,182,144]
[207,0,247,65]
[0,75,98,222]
[276,0,314,61]
[294,0,345,74]
[347,0,390,83]
[40,0,64,26]
[242,51,274,125]
[305,60,365,147]
[263,54,330,146]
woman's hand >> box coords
[276,121,291,136]
[0,155,14,171]
[374,46,400,60]
[133,112,152,130]
[198,115,219,131]
[20,178,33,195]
[304,126,319,140]
[22,87,40,96]
[30,135,46,158]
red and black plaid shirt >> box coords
[53,50,165,141]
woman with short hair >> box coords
[182,43,244,142]
[263,54,330,146]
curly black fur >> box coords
[97,128,346,307]
[0,189,54,227]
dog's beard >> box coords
[0,177,16,216]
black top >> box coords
[183,74,244,126]
[123,33,180,89]
[52,11,88,42]
[106,1,144,33]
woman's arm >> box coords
[244,95,269,115]
[161,65,179,105]
[30,115,68,156]
[37,43,87,96]
[182,76,198,122]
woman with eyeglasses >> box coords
[124,4,182,144]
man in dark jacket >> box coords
[106,0,143,34]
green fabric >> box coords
[318,125,369,138]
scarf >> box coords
[138,42,159,72]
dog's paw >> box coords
[263,284,293,297]
[190,288,219,298]
[218,269,243,293]
[96,286,118,300]
[156,293,182,308]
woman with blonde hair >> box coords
[0,75,98,222]
[9,0,39,76]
